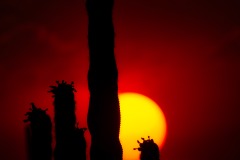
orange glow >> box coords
[119,92,167,160]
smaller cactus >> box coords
[24,103,52,160]
[50,80,87,160]
[134,136,160,160]
[73,123,87,160]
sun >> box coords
[119,92,167,160]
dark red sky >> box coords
[0,0,239,160]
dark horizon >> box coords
[0,0,240,160]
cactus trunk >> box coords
[50,81,86,160]
[24,103,52,160]
[86,0,123,160]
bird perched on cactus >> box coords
[24,103,52,160]
[134,136,160,160]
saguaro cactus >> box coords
[134,136,160,160]
[86,0,123,160]
[50,80,86,160]
[24,103,52,160]
[74,124,87,160]
[50,80,76,160]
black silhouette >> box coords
[74,124,87,160]
[21,1,163,160]
[86,0,123,160]
[134,136,160,160]
[49,80,86,160]
[24,103,52,160]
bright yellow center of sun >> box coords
[119,92,167,160]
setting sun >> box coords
[119,92,167,160]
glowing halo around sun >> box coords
[119,92,167,160]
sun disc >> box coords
[119,92,167,160]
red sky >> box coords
[0,0,239,160]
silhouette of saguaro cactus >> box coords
[24,103,52,160]
[86,0,123,160]
[134,136,160,160]
[74,124,87,160]
[50,80,86,160]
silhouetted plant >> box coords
[24,103,52,160]
[74,123,87,160]
[134,136,160,160]
[86,0,123,159]
[50,80,86,160]
[49,80,76,160]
